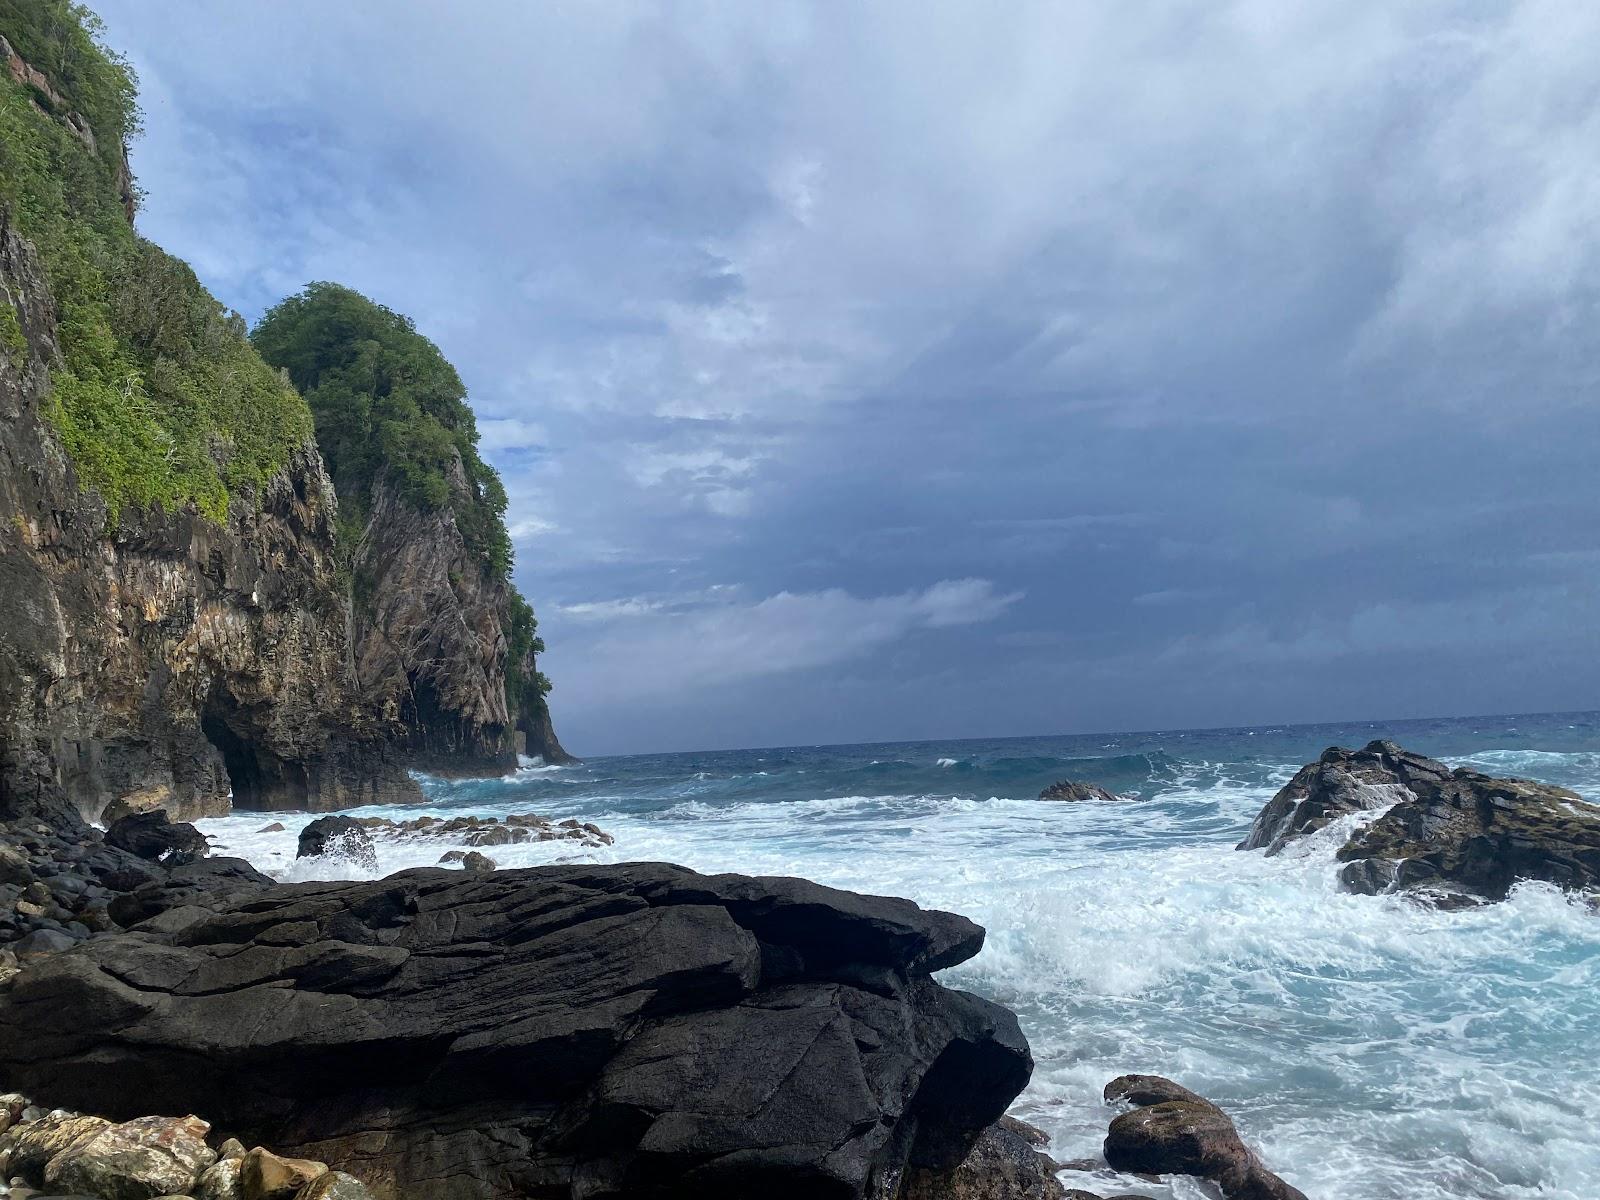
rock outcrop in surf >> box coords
[1240,740,1600,902]
[0,863,1034,1200]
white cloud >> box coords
[552,578,1021,706]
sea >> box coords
[197,710,1600,1200]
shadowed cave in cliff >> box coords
[200,693,305,810]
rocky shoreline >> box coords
[0,739,1593,1198]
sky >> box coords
[94,0,1600,755]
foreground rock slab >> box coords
[1239,740,1600,902]
[1102,1076,1305,1200]
[0,864,1031,1200]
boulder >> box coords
[1037,781,1121,803]
[194,1156,243,1200]
[1240,741,1600,901]
[1237,741,1449,853]
[899,1115,1065,1199]
[240,1146,326,1199]
[0,1112,111,1182]
[0,864,1030,1200]
[44,1113,216,1200]
[294,817,377,872]
[1102,1075,1304,1200]
[105,813,210,867]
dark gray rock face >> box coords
[1239,740,1600,902]
[1102,1075,1305,1200]
[1038,781,1122,804]
[349,477,574,774]
[0,863,1032,1200]
[1237,741,1449,854]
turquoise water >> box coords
[202,711,1600,1200]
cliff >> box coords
[253,283,573,772]
[0,4,570,825]
[0,3,417,819]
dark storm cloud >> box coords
[95,0,1600,753]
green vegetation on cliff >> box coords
[251,282,515,574]
[251,282,551,707]
[0,1,311,522]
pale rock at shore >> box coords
[45,1114,216,1200]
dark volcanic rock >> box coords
[1240,740,1600,902]
[104,811,209,866]
[900,1115,1065,1200]
[1038,780,1122,804]
[1102,1075,1304,1200]
[1237,740,1449,854]
[0,863,1031,1200]
[1336,767,1600,901]
[296,816,379,872]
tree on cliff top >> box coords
[251,282,552,711]
[251,282,515,576]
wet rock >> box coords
[460,851,495,872]
[105,814,209,868]
[1038,781,1121,803]
[294,818,377,873]
[0,864,1029,1200]
[899,1115,1065,1199]
[1102,1075,1305,1200]
[239,1148,325,1200]
[1241,741,1600,901]
[1237,741,1449,854]
[44,1114,215,1200]
[354,811,613,849]
[255,824,285,835]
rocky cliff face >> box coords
[350,471,570,773]
[0,213,418,822]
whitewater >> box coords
[197,711,1600,1200]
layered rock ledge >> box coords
[1239,740,1600,902]
[0,863,1033,1200]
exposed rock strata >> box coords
[0,864,1032,1200]
[1240,740,1600,901]
[1102,1075,1305,1200]
[0,215,418,821]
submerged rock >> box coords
[0,864,1029,1200]
[351,811,613,849]
[1038,780,1122,804]
[1102,1075,1304,1200]
[1240,740,1600,902]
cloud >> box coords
[94,0,1600,751]
[552,578,1021,707]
